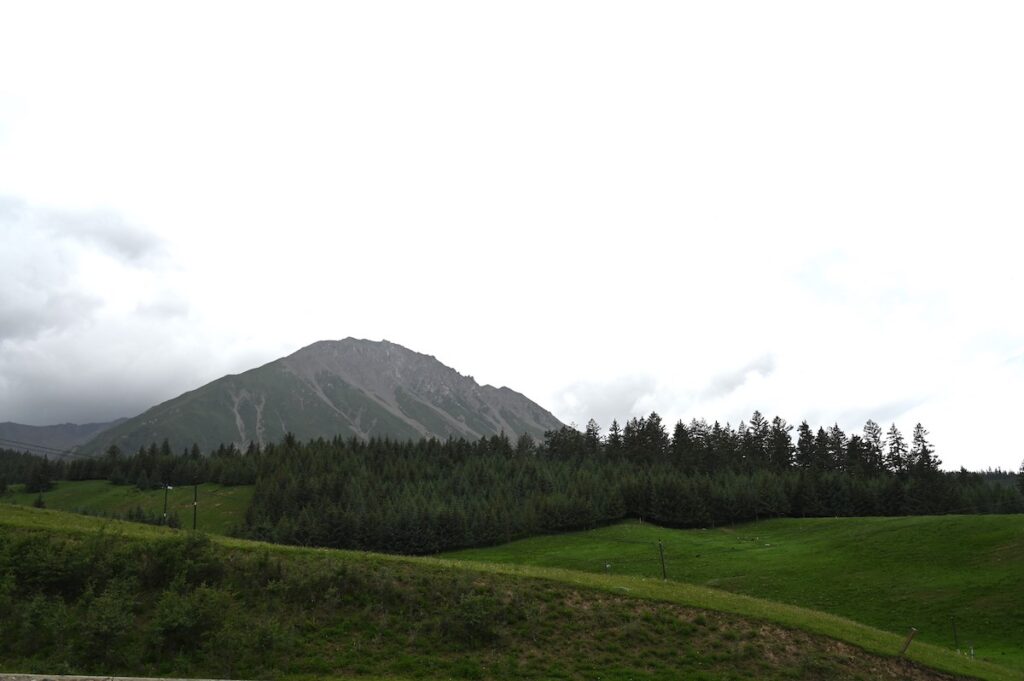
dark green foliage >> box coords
[4,411,1022,559]
[0,517,975,681]
[24,457,54,493]
[76,577,137,666]
[239,415,1023,555]
[126,505,181,528]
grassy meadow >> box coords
[1,505,1021,681]
[1,479,253,535]
[444,516,1024,671]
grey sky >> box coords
[1,2,1022,470]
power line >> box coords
[0,437,94,460]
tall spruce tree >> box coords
[671,420,693,470]
[886,424,908,474]
[743,411,770,470]
[768,416,794,470]
[606,420,623,454]
[795,421,815,469]
[863,420,885,474]
[910,423,940,472]
[642,412,670,457]
[583,419,602,455]
[826,424,848,471]
[813,427,831,471]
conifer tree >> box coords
[886,424,908,474]
[845,435,868,476]
[826,424,848,471]
[515,432,536,455]
[671,420,693,470]
[910,423,940,472]
[583,419,602,455]
[641,412,670,457]
[767,416,794,470]
[25,457,53,494]
[743,411,770,470]
[813,427,830,471]
[606,420,623,454]
[795,421,815,469]
[688,419,710,472]
[863,420,884,474]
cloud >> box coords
[0,195,164,262]
[835,399,928,431]
[1,201,100,342]
[699,355,776,400]
[135,293,190,319]
[0,196,171,344]
[554,375,659,431]
[0,288,99,343]
[0,197,203,424]
[47,209,164,263]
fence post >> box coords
[899,627,918,657]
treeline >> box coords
[4,413,1023,556]
[240,415,1024,554]
[0,440,258,494]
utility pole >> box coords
[658,540,667,580]
[193,482,198,531]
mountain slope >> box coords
[0,419,125,456]
[1,505,999,681]
[82,338,563,454]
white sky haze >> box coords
[1,1,1022,470]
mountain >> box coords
[81,338,564,455]
[0,419,126,458]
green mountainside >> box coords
[444,516,1024,671]
[4,479,252,535]
[3,505,1011,681]
[81,338,563,455]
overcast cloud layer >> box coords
[1,1,1022,470]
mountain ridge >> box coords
[81,338,563,454]
[0,419,126,457]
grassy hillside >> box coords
[1,506,1019,681]
[443,516,1024,670]
[2,480,252,535]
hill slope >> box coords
[1,505,1007,681]
[0,419,124,456]
[444,516,1024,671]
[82,338,563,454]
[3,479,252,535]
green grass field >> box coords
[1,479,253,535]
[443,516,1024,671]
[2,505,1020,681]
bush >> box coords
[76,578,138,666]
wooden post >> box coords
[952,617,959,651]
[193,483,198,531]
[899,627,918,657]
[658,540,667,580]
